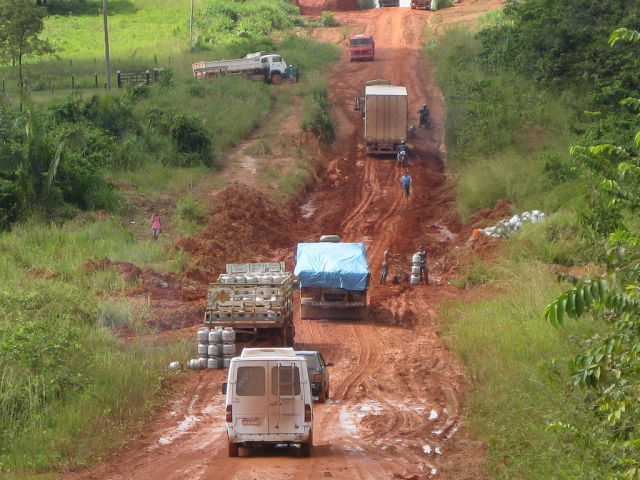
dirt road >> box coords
[60,2,503,479]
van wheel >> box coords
[228,441,239,457]
[271,73,282,85]
[300,430,312,457]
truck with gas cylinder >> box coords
[222,347,313,457]
[192,51,288,84]
[294,236,370,320]
[355,79,408,155]
[204,262,294,346]
[349,34,375,62]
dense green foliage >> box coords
[431,1,640,477]
[478,0,640,95]
[195,0,300,51]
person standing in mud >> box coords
[380,245,396,284]
[417,244,428,284]
[151,213,162,240]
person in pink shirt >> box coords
[151,213,162,240]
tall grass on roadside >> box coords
[0,218,192,475]
[441,258,608,479]
[427,27,581,219]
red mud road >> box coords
[60,1,504,479]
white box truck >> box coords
[222,348,313,457]
[355,79,408,155]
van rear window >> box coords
[271,366,301,395]
[236,366,265,396]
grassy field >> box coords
[441,256,606,479]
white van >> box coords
[222,347,313,457]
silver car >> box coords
[295,351,333,403]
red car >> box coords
[349,34,375,62]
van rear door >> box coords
[268,360,305,435]
[233,362,269,435]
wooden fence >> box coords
[116,68,162,88]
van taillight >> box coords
[304,404,312,422]
[226,405,232,423]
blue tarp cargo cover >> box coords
[294,243,370,291]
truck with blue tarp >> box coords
[294,239,370,320]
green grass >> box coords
[441,258,607,478]
[427,27,581,220]
[0,219,194,474]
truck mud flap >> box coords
[300,305,366,320]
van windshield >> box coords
[236,366,265,396]
[271,365,301,395]
[350,38,371,47]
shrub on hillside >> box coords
[169,114,212,166]
[302,85,336,143]
[321,12,339,27]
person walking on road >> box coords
[417,244,428,284]
[397,150,408,168]
[418,103,430,128]
[401,171,412,199]
[151,213,162,240]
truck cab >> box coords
[259,54,287,84]
[380,0,400,6]
[349,34,375,62]
[223,348,313,457]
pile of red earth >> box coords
[176,182,303,274]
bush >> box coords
[321,12,339,27]
[169,114,212,166]
[176,194,207,224]
[302,84,335,143]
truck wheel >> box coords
[317,389,326,403]
[228,441,239,457]
[300,430,312,457]
[285,326,295,347]
[271,73,282,85]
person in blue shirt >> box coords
[400,172,411,198]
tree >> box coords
[545,29,640,480]
[0,0,54,87]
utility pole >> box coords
[190,0,194,47]
[103,0,111,92]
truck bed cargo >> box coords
[295,242,370,320]
[204,262,294,345]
